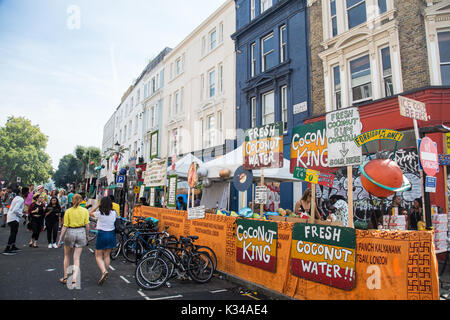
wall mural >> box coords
[315,148,421,223]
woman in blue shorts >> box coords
[89,197,117,285]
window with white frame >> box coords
[378,0,387,14]
[144,83,148,99]
[262,33,276,72]
[250,42,256,77]
[128,120,132,137]
[201,118,204,149]
[206,114,215,148]
[380,46,393,97]
[218,110,223,142]
[438,31,450,85]
[332,65,342,109]
[152,77,156,94]
[209,29,217,51]
[202,36,206,56]
[251,0,256,20]
[137,89,141,103]
[175,58,182,76]
[262,91,275,125]
[261,0,273,14]
[134,115,138,134]
[218,63,223,93]
[171,128,178,155]
[346,0,367,30]
[174,90,180,114]
[251,97,256,128]
[180,87,184,112]
[123,126,127,142]
[280,25,287,63]
[131,97,134,109]
[208,69,216,98]
[150,105,156,129]
[349,54,372,103]
[201,74,205,99]
[330,0,338,37]
[280,86,287,131]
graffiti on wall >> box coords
[315,148,421,222]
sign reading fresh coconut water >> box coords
[236,219,278,272]
[291,223,356,290]
[326,107,362,167]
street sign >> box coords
[293,167,335,188]
[419,137,439,177]
[116,176,125,184]
[188,206,206,220]
[398,96,428,121]
[326,107,362,167]
[425,176,437,193]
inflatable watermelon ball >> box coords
[360,159,404,199]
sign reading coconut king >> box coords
[291,223,356,290]
[326,107,362,167]
[236,219,278,273]
[243,122,284,170]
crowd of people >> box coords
[0,184,120,287]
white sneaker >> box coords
[52,243,58,248]
[48,244,52,249]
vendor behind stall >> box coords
[386,196,407,216]
[329,195,349,227]
[294,189,322,220]
[408,198,423,230]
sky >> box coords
[0,0,225,170]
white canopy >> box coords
[203,145,298,183]
[167,153,206,178]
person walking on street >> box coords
[57,194,90,286]
[3,187,29,255]
[23,184,34,225]
[45,196,61,248]
[28,194,45,248]
[89,197,118,285]
[0,188,5,226]
[59,190,68,229]
[2,187,13,228]
[67,190,74,208]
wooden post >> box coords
[413,119,427,222]
[252,183,255,213]
[192,188,195,208]
[347,165,354,228]
[260,168,265,215]
[309,183,316,224]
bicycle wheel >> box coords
[88,220,97,243]
[135,256,169,290]
[110,233,123,260]
[122,238,143,263]
[142,249,176,278]
[187,252,214,283]
[195,246,217,271]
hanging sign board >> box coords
[236,219,278,273]
[439,154,450,166]
[290,121,328,172]
[398,96,428,121]
[353,129,404,147]
[150,130,159,160]
[243,122,284,170]
[326,107,362,167]
[254,186,268,205]
[187,205,205,220]
[167,175,178,209]
[293,167,335,188]
[290,223,356,290]
[144,158,167,187]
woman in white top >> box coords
[89,197,117,285]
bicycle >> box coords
[135,234,214,290]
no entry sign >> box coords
[419,137,438,176]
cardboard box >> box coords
[434,231,448,241]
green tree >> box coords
[0,116,53,186]
[74,145,101,188]
[52,154,83,188]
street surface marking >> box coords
[137,290,151,300]
[88,248,94,253]
[210,289,228,293]
[109,265,115,271]
[120,276,130,284]
[241,293,260,300]
[148,295,183,300]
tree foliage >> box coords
[52,154,83,188]
[74,145,101,178]
[0,116,53,186]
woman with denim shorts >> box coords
[89,196,118,285]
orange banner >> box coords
[133,206,440,300]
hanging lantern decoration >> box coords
[219,168,231,179]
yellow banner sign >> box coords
[354,129,404,147]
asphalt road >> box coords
[0,218,265,301]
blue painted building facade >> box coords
[231,0,310,211]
